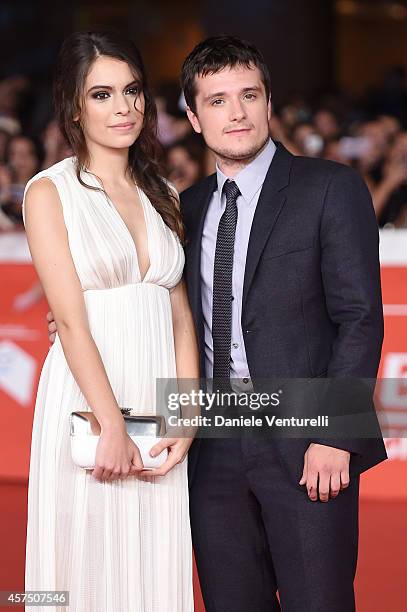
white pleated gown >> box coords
[23,157,193,612]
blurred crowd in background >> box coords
[1,64,407,237]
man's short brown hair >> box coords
[181,35,271,113]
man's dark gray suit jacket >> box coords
[179,141,387,485]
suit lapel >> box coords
[242,142,293,307]
[184,175,216,373]
[185,174,216,310]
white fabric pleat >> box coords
[23,157,193,611]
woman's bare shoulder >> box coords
[24,177,61,210]
[25,157,75,200]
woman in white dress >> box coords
[23,31,198,611]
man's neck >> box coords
[215,138,270,178]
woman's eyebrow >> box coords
[86,80,139,94]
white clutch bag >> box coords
[69,409,168,470]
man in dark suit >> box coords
[179,36,387,611]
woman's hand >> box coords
[92,423,144,482]
[138,437,194,479]
[46,310,57,343]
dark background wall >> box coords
[1,0,407,103]
[202,0,335,107]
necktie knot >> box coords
[223,180,240,202]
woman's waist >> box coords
[83,282,174,333]
[82,282,171,311]
[83,282,170,296]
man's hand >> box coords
[46,310,57,344]
[299,443,350,502]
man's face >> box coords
[186,64,271,163]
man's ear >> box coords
[186,106,202,134]
[267,96,272,123]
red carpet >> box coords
[0,479,405,611]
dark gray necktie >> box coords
[212,179,240,385]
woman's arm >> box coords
[24,177,142,481]
[171,278,200,380]
[144,278,200,477]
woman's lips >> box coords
[110,123,135,130]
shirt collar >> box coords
[216,138,276,207]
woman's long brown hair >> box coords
[53,30,184,242]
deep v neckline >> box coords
[107,184,152,283]
[85,169,152,283]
